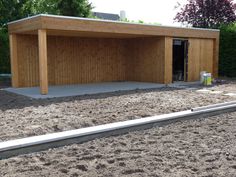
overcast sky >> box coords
[89,0,236,27]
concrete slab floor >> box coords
[3,82,166,99]
[168,81,201,88]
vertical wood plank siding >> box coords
[126,37,166,83]
[164,37,173,84]
[9,34,19,87]
[188,38,214,81]
[47,37,127,85]
[17,35,39,87]
[15,34,215,87]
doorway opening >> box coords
[172,39,188,82]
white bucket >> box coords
[200,71,206,83]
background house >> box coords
[92,11,126,21]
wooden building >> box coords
[8,14,220,95]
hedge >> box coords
[219,24,236,77]
[0,28,10,74]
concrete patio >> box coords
[4,82,166,99]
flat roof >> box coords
[8,14,219,39]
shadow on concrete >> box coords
[0,77,11,89]
[0,86,188,111]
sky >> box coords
[89,0,190,26]
[89,0,236,27]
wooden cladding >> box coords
[188,38,214,81]
[13,34,216,88]
[15,35,169,87]
[8,15,219,93]
[16,35,39,87]
[47,37,127,85]
[125,37,172,84]
[126,37,166,83]
[9,34,19,87]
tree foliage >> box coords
[219,23,236,77]
[0,0,93,27]
[0,0,93,73]
[0,28,10,73]
[0,0,32,27]
[175,0,236,28]
[23,0,60,15]
[57,0,93,17]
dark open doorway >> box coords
[172,39,188,82]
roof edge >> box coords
[7,14,220,32]
[7,14,42,25]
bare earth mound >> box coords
[0,82,236,141]
[1,112,236,177]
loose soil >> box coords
[1,112,236,177]
[0,82,236,141]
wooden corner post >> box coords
[38,29,48,95]
[164,37,173,84]
[9,34,19,87]
[213,37,219,78]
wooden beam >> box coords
[8,15,219,39]
[8,16,42,34]
[9,34,19,87]
[164,37,173,84]
[38,29,48,95]
[213,37,219,78]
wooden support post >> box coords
[164,37,173,84]
[9,34,19,87]
[213,37,219,78]
[38,29,48,95]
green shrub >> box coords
[0,28,10,74]
[219,23,236,77]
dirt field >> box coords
[1,111,236,177]
[0,81,236,141]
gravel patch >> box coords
[1,112,236,177]
[0,82,236,141]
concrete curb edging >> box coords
[191,101,236,112]
[0,103,236,159]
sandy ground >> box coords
[1,111,236,177]
[0,81,236,141]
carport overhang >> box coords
[8,14,220,38]
[8,14,220,95]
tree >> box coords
[219,23,236,77]
[0,28,10,73]
[174,0,236,28]
[23,0,59,15]
[0,0,94,27]
[22,0,93,17]
[0,0,32,27]
[57,0,93,17]
[0,0,93,74]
